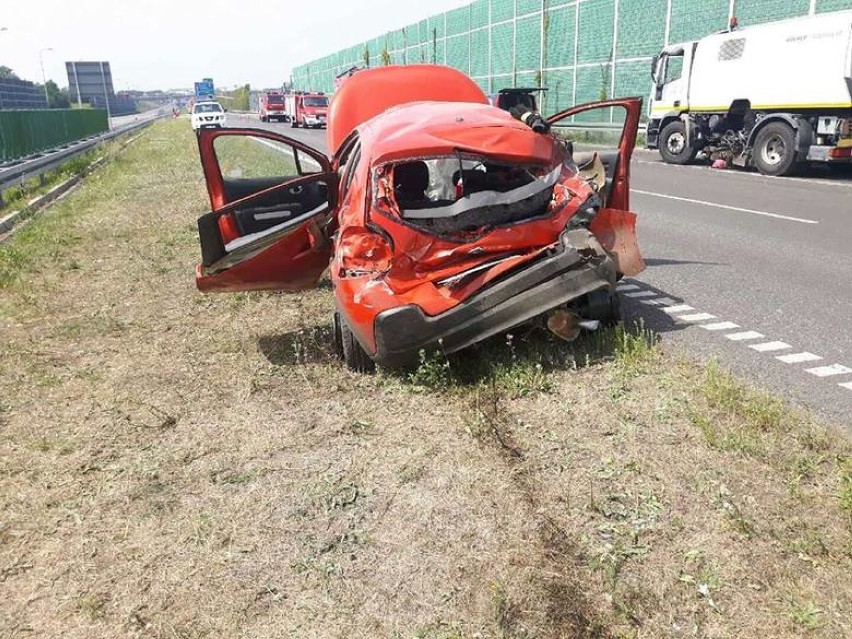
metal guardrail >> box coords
[0,111,166,205]
[549,121,649,133]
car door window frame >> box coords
[197,127,332,211]
[195,127,338,268]
[546,97,642,212]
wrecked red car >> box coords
[192,65,645,371]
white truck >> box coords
[647,10,852,176]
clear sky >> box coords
[0,0,470,91]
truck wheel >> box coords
[753,122,801,177]
[659,121,697,165]
[339,315,375,373]
[291,119,298,128]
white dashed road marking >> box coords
[805,364,852,378]
[699,321,740,331]
[642,296,678,306]
[662,305,694,314]
[622,284,851,399]
[678,313,717,322]
[749,341,792,353]
[725,331,765,341]
[632,189,819,224]
[776,352,823,364]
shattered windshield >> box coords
[382,154,565,236]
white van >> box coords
[191,101,226,130]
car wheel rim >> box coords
[761,135,786,166]
[666,131,686,155]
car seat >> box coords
[393,161,430,206]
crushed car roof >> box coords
[357,101,559,166]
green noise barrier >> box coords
[0,109,109,163]
[293,0,852,120]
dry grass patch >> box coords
[0,119,849,639]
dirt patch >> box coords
[0,120,849,639]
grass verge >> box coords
[0,119,849,639]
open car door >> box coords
[194,127,338,292]
[547,98,645,277]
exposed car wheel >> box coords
[658,121,697,165]
[339,315,375,373]
[579,289,622,326]
[753,122,801,176]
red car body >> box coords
[193,65,644,370]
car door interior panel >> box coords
[224,178,329,235]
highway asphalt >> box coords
[109,108,164,130]
[227,113,852,425]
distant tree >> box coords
[36,80,71,108]
[432,28,437,64]
[0,65,19,79]
[380,44,391,66]
[599,47,613,101]
[234,84,250,111]
[362,44,370,68]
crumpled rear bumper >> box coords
[371,229,617,368]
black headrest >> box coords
[394,162,430,196]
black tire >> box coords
[331,311,344,360]
[752,122,801,177]
[658,121,697,165]
[291,120,298,128]
[579,289,622,326]
[339,315,375,373]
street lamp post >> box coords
[39,47,53,107]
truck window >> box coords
[665,56,684,83]
[718,38,746,61]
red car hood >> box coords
[362,102,557,166]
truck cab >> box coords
[648,45,691,123]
